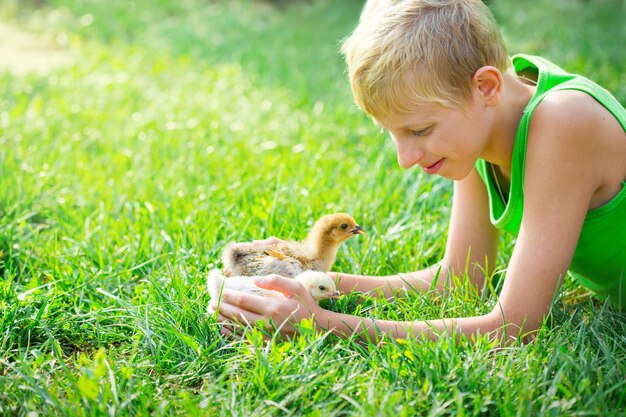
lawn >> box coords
[1,0,625,415]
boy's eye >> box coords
[411,127,432,137]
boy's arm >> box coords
[336,168,499,297]
[314,307,502,343]
[489,90,599,334]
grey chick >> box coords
[222,213,364,277]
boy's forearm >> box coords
[333,265,445,298]
[314,308,505,343]
[313,308,417,341]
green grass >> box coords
[1,0,625,415]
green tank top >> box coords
[475,54,626,308]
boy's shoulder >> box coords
[529,88,605,142]
[525,87,625,207]
[527,88,610,167]
[518,90,599,220]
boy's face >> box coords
[372,93,493,181]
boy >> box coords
[212,0,626,342]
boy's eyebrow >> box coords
[393,121,434,132]
[371,114,434,131]
[403,121,434,130]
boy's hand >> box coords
[212,274,322,338]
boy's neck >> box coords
[483,72,535,176]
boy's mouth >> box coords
[422,158,444,174]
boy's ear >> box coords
[472,66,502,106]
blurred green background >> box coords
[1,1,625,416]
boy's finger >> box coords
[218,294,267,323]
[216,313,232,326]
[220,326,244,340]
[219,289,271,315]
[254,274,306,298]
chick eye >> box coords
[318,285,326,291]
[340,224,348,230]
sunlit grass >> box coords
[1,0,625,415]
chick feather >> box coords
[207,268,341,304]
[222,213,364,277]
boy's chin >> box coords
[441,166,474,181]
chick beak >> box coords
[351,225,364,235]
[330,290,342,299]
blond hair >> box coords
[342,0,510,117]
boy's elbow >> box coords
[485,307,543,344]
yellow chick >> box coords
[222,213,364,277]
[207,268,341,304]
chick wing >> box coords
[223,242,309,278]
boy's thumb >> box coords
[254,274,304,298]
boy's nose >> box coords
[394,138,425,169]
